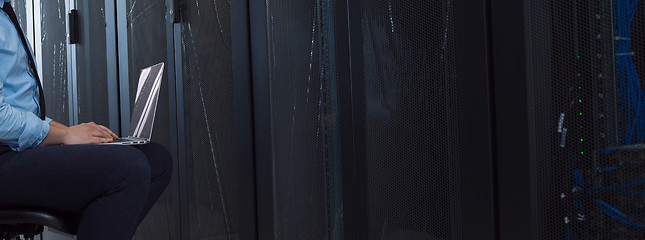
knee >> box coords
[137,142,173,181]
[110,147,152,189]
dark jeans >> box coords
[0,142,172,240]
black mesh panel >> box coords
[180,0,239,239]
[266,0,343,239]
[10,0,27,30]
[361,1,463,239]
[40,0,69,126]
[524,0,645,239]
[126,1,176,239]
[76,0,110,127]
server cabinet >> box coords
[359,1,465,239]
[174,0,256,239]
[341,0,495,239]
[251,0,495,239]
[250,0,344,239]
[495,0,645,239]
[117,0,181,239]
[38,0,70,126]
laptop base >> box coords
[100,137,150,146]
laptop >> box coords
[103,62,165,145]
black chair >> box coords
[0,209,80,240]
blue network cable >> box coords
[615,0,644,144]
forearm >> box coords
[50,120,68,129]
[39,122,67,146]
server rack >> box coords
[250,0,496,239]
[495,0,645,239]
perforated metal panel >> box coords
[361,1,463,239]
[524,0,645,239]
[180,0,239,239]
[40,0,69,126]
[75,0,110,127]
[10,0,26,30]
[126,1,177,239]
[265,0,344,239]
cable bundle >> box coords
[616,0,644,144]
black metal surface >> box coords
[230,0,258,238]
[335,0,363,239]
[75,0,110,127]
[39,0,69,126]
[68,10,78,45]
[179,0,239,239]
[453,0,496,239]
[490,0,531,238]
[125,1,177,239]
[360,1,464,239]
[249,0,274,238]
[261,0,344,239]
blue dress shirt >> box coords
[0,0,51,151]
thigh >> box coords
[133,142,172,180]
[0,144,149,213]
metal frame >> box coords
[231,0,258,238]
[116,0,129,136]
[172,20,189,240]
[454,0,497,239]
[248,0,274,239]
[335,0,366,239]
[105,0,120,132]
[25,0,34,50]
[164,1,183,240]
[30,0,39,80]
[66,0,79,126]
[489,0,532,239]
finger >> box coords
[91,125,112,138]
[90,128,112,139]
[97,125,119,139]
[91,136,113,144]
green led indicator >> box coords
[579,99,582,103]
[581,152,584,155]
[579,86,582,89]
[580,112,583,116]
[577,56,581,59]
[578,73,582,77]
[580,139,584,142]
[580,126,583,129]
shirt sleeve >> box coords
[0,81,50,151]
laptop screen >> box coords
[128,62,165,139]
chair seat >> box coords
[0,209,81,235]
